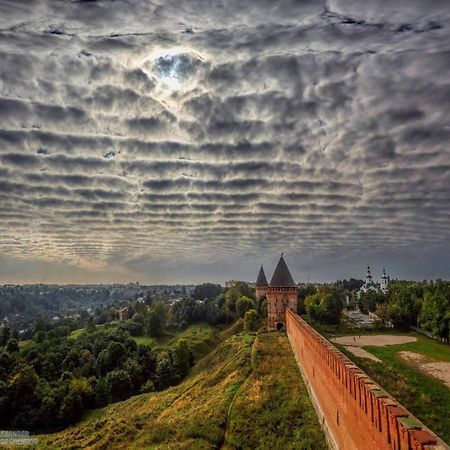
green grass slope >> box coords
[38,329,326,449]
[224,332,327,450]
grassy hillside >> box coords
[224,332,327,450]
[38,329,326,449]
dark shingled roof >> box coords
[270,255,296,287]
[256,265,268,286]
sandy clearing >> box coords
[343,346,381,362]
[331,335,416,362]
[399,351,450,389]
[332,335,417,347]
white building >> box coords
[358,266,390,297]
[380,268,389,293]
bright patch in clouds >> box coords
[154,53,192,89]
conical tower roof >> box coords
[256,265,268,286]
[270,254,296,287]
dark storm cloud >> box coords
[0,153,39,167]
[0,0,449,283]
[123,68,155,92]
[0,129,113,152]
[45,154,112,170]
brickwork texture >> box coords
[285,308,448,450]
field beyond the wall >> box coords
[331,331,450,444]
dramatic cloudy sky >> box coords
[0,0,450,284]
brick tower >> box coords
[255,265,268,299]
[267,254,297,330]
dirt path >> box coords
[331,335,417,362]
[343,346,381,362]
[399,351,450,389]
[221,334,258,449]
[332,335,417,346]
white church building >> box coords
[358,266,389,297]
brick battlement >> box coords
[285,308,449,450]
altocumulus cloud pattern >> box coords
[0,0,449,283]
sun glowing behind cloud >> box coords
[143,48,205,91]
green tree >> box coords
[7,364,40,428]
[297,285,317,315]
[243,309,259,332]
[374,303,390,328]
[6,338,19,353]
[132,312,145,324]
[0,350,14,379]
[0,326,10,346]
[123,357,143,392]
[62,348,81,371]
[33,317,47,334]
[133,301,147,316]
[225,282,254,312]
[69,377,94,408]
[155,356,175,390]
[192,283,223,301]
[140,379,155,393]
[147,302,166,337]
[36,384,59,428]
[387,284,421,329]
[236,296,256,317]
[305,286,344,324]
[171,341,192,379]
[94,377,111,406]
[137,344,156,380]
[106,370,133,402]
[420,287,450,341]
[59,387,83,424]
[256,296,267,318]
[97,341,126,374]
[305,294,325,322]
[359,290,386,314]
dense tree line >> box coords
[168,297,232,328]
[304,286,345,324]
[358,280,450,340]
[0,280,263,432]
[319,279,450,341]
[336,278,364,292]
[192,283,223,301]
[0,320,192,432]
[170,282,263,329]
[297,285,319,315]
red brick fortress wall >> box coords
[285,309,448,450]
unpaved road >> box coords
[332,335,417,347]
[399,351,450,389]
[331,335,417,362]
